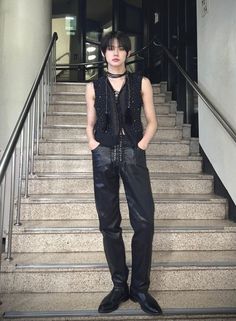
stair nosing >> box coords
[3,307,236,319]
[14,261,236,270]
[16,225,236,234]
[19,192,227,205]
[29,172,213,179]
[34,155,202,161]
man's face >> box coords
[104,38,130,68]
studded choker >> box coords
[106,70,127,78]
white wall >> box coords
[0,0,52,155]
[197,0,236,203]
[52,17,70,68]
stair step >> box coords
[51,92,166,104]
[53,82,163,94]
[46,112,179,127]
[26,173,214,194]
[2,248,236,292]
[53,82,87,93]
[1,81,233,320]
[34,155,202,174]
[19,193,227,221]
[48,102,172,114]
[1,291,236,320]
[3,251,236,269]
[39,139,192,156]
[43,125,184,140]
[10,219,236,253]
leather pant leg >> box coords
[120,146,154,293]
[92,145,129,287]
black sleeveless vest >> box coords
[93,72,143,147]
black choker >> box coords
[106,71,127,78]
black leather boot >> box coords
[98,284,130,313]
[130,289,162,315]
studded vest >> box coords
[93,72,144,147]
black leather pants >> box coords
[92,138,154,292]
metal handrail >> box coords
[153,40,236,143]
[0,32,58,183]
[56,39,150,71]
[56,52,69,62]
[56,57,144,71]
[56,37,236,144]
[0,32,58,265]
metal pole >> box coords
[49,52,52,103]
[53,42,57,85]
[15,131,24,226]
[6,151,16,261]
[46,62,50,117]
[43,71,47,125]
[24,115,30,198]
[43,73,47,125]
[40,78,44,139]
[30,98,36,175]
[0,176,6,268]
[36,88,40,155]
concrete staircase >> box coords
[1,82,236,320]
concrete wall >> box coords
[0,0,52,155]
[197,0,236,204]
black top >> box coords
[93,72,144,147]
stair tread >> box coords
[56,82,87,86]
[39,138,191,143]
[44,124,182,129]
[30,172,212,179]
[56,82,161,86]
[3,251,236,269]
[1,290,236,317]
[53,91,165,96]
[35,154,202,161]
[49,101,171,106]
[13,219,236,231]
[20,192,227,203]
[47,111,177,117]
[3,81,233,319]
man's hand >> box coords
[89,140,100,151]
[137,139,148,150]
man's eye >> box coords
[119,47,125,51]
[107,46,113,50]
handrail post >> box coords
[24,115,30,198]
[0,176,6,268]
[43,73,47,125]
[30,98,36,176]
[5,151,16,261]
[36,88,40,155]
[153,40,236,143]
[0,33,58,269]
[15,132,24,226]
[40,79,44,139]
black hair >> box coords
[100,31,131,55]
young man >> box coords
[86,31,162,315]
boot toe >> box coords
[98,286,129,313]
[130,291,162,315]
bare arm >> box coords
[86,82,100,150]
[138,77,158,150]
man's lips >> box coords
[112,58,120,62]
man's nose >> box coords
[113,47,119,55]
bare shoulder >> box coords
[86,82,95,98]
[141,76,153,94]
[86,81,94,91]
